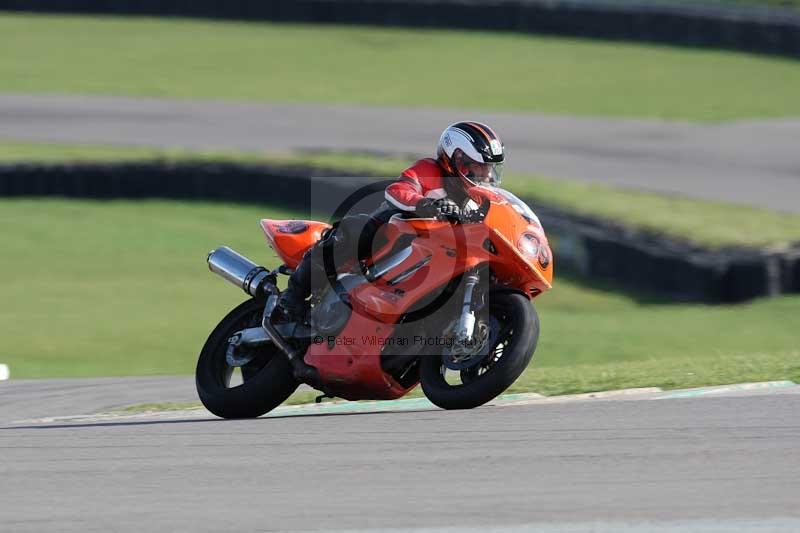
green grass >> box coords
[2,14,800,120]
[1,199,798,395]
[0,142,414,171]
[509,351,800,395]
[3,141,800,249]
[0,143,188,163]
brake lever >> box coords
[457,211,478,224]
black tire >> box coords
[420,291,539,410]
[196,299,298,419]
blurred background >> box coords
[0,0,798,396]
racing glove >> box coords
[415,198,462,219]
[433,198,462,218]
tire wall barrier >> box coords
[2,161,799,303]
[1,0,800,58]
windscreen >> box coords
[493,188,542,227]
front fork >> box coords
[453,270,482,346]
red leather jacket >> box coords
[384,158,449,212]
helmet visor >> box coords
[455,152,504,187]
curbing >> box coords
[652,380,798,399]
[11,380,798,426]
[2,160,799,302]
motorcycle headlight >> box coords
[518,233,540,261]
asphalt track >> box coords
[1,94,799,213]
[1,379,798,532]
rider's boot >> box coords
[278,226,337,321]
[277,248,314,321]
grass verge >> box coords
[2,14,800,120]
[110,390,325,414]
[1,199,798,396]
[3,141,800,249]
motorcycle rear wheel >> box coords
[420,291,539,410]
[196,298,298,419]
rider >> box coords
[278,121,505,318]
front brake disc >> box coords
[441,320,493,371]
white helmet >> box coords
[436,121,505,189]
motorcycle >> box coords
[196,185,553,418]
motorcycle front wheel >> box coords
[196,298,298,419]
[420,291,539,410]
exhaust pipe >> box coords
[207,246,273,297]
[207,246,324,389]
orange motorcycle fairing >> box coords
[277,187,554,401]
[260,219,332,269]
[303,314,414,401]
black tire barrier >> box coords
[2,0,800,58]
[2,160,799,303]
[535,204,800,303]
[0,161,362,216]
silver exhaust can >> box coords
[207,246,272,297]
